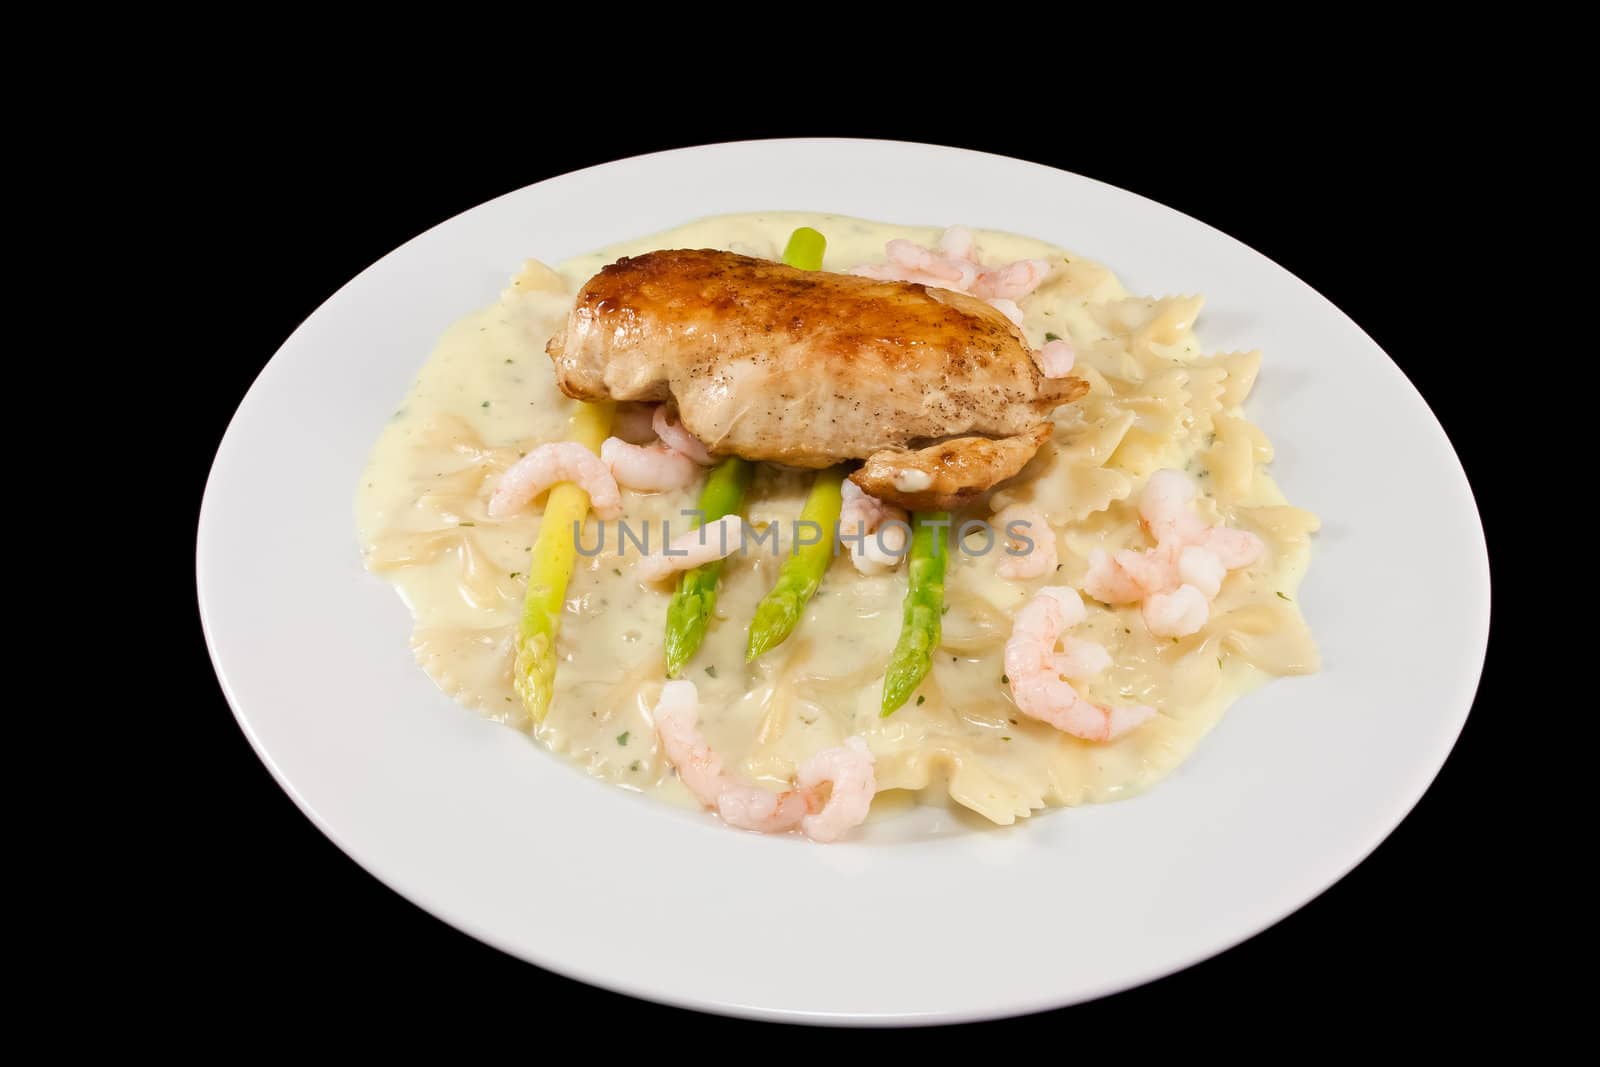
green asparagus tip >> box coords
[745,467,845,662]
[782,227,827,271]
[880,511,949,716]
[661,458,753,676]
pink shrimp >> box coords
[1035,337,1075,378]
[794,737,877,843]
[652,681,807,832]
[971,258,1052,302]
[601,437,702,492]
[1004,587,1155,742]
[1137,471,1265,568]
[840,481,895,533]
[856,525,908,573]
[850,231,970,290]
[1177,545,1226,598]
[1138,543,1230,637]
[635,515,745,583]
[839,480,909,575]
[1083,470,1264,638]
[652,681,876,842]
[850,230,1050,315]
[937,226,977,261]
[488,442,622,520]
[1142,585,1210,639]
[1083,542,1183,604]
[651,405,713,465]
[1203,527,1265,570]
[992,504,1058,580]
[1138,468,1210,544]
[886,238,969,285]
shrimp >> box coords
[651,405,713,465]
[1136,471,1265,567]
[857,524,909,572]
[715,785,810,833]
[937,225,977,261]
[856,524,909,572]
[1177,545,1226,598]
[488,442,622,520]
[1004,587,1155,741]
[993,504,1058,580]
[1139,468,1210,544]
[1202,527,1265,570]
[1083,470,1263,625]
[850,234,969,290]
[839,480,909,574]
[971,258,1052,302]
[794,736,877,843]
[651,680,807,832]
[886,238,970,285]
[1083,542,1182,604]
[1142,585,1210,638]
[1035,337,1076,378]
[652,680,733,805]
[850,230,1050,316]
[601,437,702,492]
[652,681,876,842]
[635,514,746,583]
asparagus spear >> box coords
[782,226,826,271]
[664,226,826,675]
[663,456,754,677]
[881,511,948,716]
[513,401,615,722]
[745,467,845,661]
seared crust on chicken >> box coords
[546,249,1088,506]
[851,424,1057,511]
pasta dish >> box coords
[356,213,1319,842]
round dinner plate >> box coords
[197,139,1489,1023]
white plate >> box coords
[197,139,1489,1023]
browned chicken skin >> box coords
[851,425,1055,511]
[546,249,1088,508]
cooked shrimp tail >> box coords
[1082,470,1264,637]
[651,405,714,465]
[637,515,746,583]
[489,440,623,520]
[839,480,909,575]
[1004,587,1155,741]
[795,737,876,843]
[652,681,875,841]
[601,437,702,491]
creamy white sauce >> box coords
[356,212,1319,827]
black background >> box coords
[181,94,1513,1038]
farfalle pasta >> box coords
[357,212,1318,830]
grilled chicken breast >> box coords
[546,249,1087,508]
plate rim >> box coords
[196,137,1491,1024]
